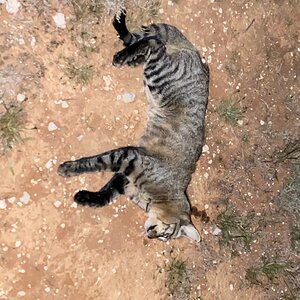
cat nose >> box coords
[146,225,157,239]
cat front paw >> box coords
[112,49,127,67]
[74,190,92,205]
[74,190,109,207]
[57,161,77,177]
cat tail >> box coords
[112,10,132,46]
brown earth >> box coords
[0,0,299,300]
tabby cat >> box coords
[58,11,209,242]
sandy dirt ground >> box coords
[0,0,299,299]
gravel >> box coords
[53,12,66,29]
[117,92,135,103]
[48,122,58,131]
[20,192,30,205]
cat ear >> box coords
[180,224,201,242]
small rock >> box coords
[20,192,30,205]
[7,197,16,203]
[53,12,66,28]
[45,159,53,169]
[45,287,50,293]
[18,38,25,45]
[54,200,62,208]
[0,200,7,209]
[212,227,222,236]
[71,202,77,208]
[77,134,84,141]
[117,92,135,103]
[48,122,58,131]
[30,36,36,47]
[229,284,234,291]
[237,120,243,126]
[202,144,209,153]
[15,240,22,248]
[61,101,69,108]
[17,93,26,103]
[6,0,21,14]
[260,120,265,125]
[103,75,112,91]
[17,291,26,297]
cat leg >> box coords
[74,173,129,207]
[58,146,146,178]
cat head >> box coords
[144,201,201,242]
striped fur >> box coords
[58,11,209,242]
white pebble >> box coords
[20,192,30,205]
[5,0,21,14]
[237,120,243,126]
[117,92,135,103]
[212,227,222,236]
[54,200,62,208]
[15,240,22,248]
[30,36,36,47]
[61,101,69,108]
[48,122,58,131]
[53,12,66,28]
[77,134,84,141]
[45,159,53,169]
[103,75,112,91]
[17,93,26,103]
[8,197,16,203]
[70,202,78,208]
[202,144,209,153]
[17,291,26,297]
[45,287,50,293]
[260,120,265,125]
[0,199,7,209]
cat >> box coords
[58,11,209,242]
